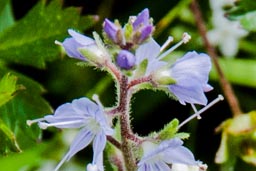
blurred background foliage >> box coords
[0,0,256,170]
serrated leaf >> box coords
[0,0,97,68]
[0,69,52,153]
[158,118,189,140]
[0,73,24,107]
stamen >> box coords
[26,118,45,126]
[54,40,62,46]
[54,152,70,171]
[160,36,174,52]
[191,104,201,119]
[158,32,192,60]
[38,120,83,129]
[178,95,224,129]
[182,32,191,44]
[92,94,104,109]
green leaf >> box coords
[210,58,256,88]
[0,0,15,33]
[0,73,24,107]
[0,0,97,68]
[158,118,189,140]
[240,11,256,31]
[0,119,21,154]
[0,69,52,153]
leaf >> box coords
[0,73,24,107]
[0,0,97,68]
[210,58,256,88]
[158,118,189,140]
[0,68,52,153]
[0,119,21,154]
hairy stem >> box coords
[190,0,242,117]
[118,75,137,171]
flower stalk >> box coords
[118,75,137,171]
[190,0,242,117]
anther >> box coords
[54,40,62,46]
[26,118,45,126]
[158,32,192,60]
[178,94,224,129]
[182,32,191,44]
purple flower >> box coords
[27,97,114,171]
[168,51,213,105]
[103,19,122,44]
[61,29,98,61]
[103,8,153,46]
[138,138,199,171]
[116,50,136,69]
[132,8,154,44]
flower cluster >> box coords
[27,8,221,171]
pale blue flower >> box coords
[135,38,212,105]
[62,29,97,60]
[168,51,213,105]
[135,38,166,76]
[27,97,114,171]
[138,138,199,171]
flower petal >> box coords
[169,51,212,105]
[133,8,150,30]
[68,29,95,45]
[135,38,160,64]
[71,97,99,117]
[92,130,107,164]
[62,38,86,60]
[103,19,119,43]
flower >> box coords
[131,8,154,44]
[103,19,123,44]
[61,29,101,61]
[138,138,200,171]
[27,97,114,171]
[134,36,212,105]
[116,50,136,69]
[207,0,248,57]
[168,51,213,105]
[135,38,166,76]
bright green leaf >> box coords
[0,119,21,154]
[0,0,97,68]
[0,68,52,153]
[0,73,24,107]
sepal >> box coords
[158,118,189,141]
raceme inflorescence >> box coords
[27,8,223,171]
